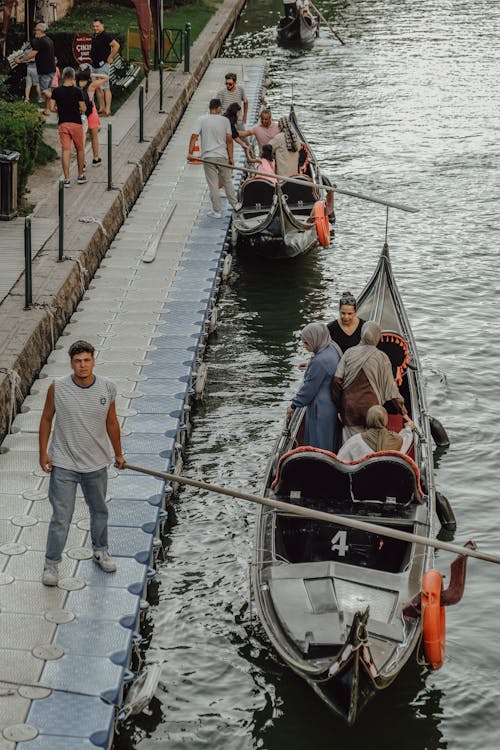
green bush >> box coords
[0,101,45,201]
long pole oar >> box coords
[189,157,418,214]
[125,463,500,566]
[309,1,345,45]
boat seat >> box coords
[272,447,423,505]
[272,448,352,502]
[281,174,319,208]
[240,177,276,209]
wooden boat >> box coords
[252,244,470,723]
[277,7,319,45]
[232,106,333,260]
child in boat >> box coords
[248,144,276,182]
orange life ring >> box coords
[421,569,446,669]
[313,201,330,247]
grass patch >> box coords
[36,138,58,166]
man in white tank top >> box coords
[39,340,126,586]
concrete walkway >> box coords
[0,0,247,444]
[0,47,266,750]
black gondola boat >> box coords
[231,105,333,260]
[277,7,319,45]
[252,243,470,723]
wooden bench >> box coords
[108,54,140,89]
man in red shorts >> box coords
[49,66,87,187]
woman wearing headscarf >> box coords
[337,405,415,461]
[269,116,300,177]
[332,320,407,442]
[287,322,342,451]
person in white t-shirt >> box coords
[187,98,239,219]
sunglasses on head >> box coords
[340,296,356,307]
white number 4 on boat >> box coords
[331,530,349,556]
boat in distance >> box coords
[232,106,333,260]
[277,5,319,45]
[252,243,471,723]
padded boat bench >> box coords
[109,55,140,89]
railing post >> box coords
[107,123,113,189]
[139,84,144,142]
[184,23,191,73]
[159,61,165,113]
[24,216,32,309]
[58,177,64,261]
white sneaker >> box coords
[93,549,117,573]
[208,210,222,219]
[233,202,242,211]
[42,562,59,586]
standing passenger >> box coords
[287,322,342,451]
[39,340,126,586]
[332,321,407,442]
[239,108,280,152]
[187,98,240,219]
[269,116,300,177]
[327,292,366,352]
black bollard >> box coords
[184,23,191,73]
[58,178,64,261]
[24,216,32,309]
[139,85,145,142]
[159,62,165,113]
[107,123,112,190]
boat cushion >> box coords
[272,447,423,504]
[281,174,318,207]
[240,177,275,208]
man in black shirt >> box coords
[49,67,87,187]
[90,17,119,117]
[20,22,55,115]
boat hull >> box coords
[252,247,438,722]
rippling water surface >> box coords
[118,2,500,747]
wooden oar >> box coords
[188,156,418,214]
[309,1,345,45]
[124,463,500,565]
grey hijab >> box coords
[301,322,342,356]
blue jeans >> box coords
[46,465,109,563]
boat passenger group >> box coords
[187,71,304,218]
[287,293,416,462]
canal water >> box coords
[118,1,500,748]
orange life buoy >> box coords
[421,569,446,669]
[313,201,330,247]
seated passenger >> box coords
[332,320,407,442]
[251,143,276,182]
[269,117,300,177]
[287,322,342,452]
[337,405,415,461]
